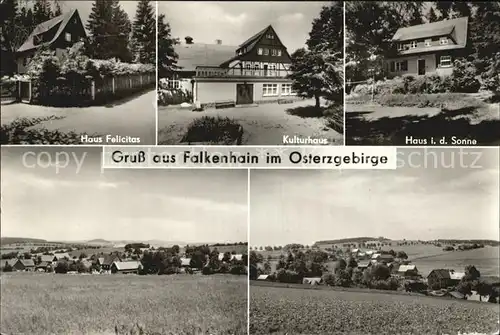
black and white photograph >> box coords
[345,2,500,146]
[157,1,343,146]
[249,148,500,334]
[0,147,248,335]
[0,0,156,145]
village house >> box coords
[16,9,87,73]
[386,17,468,77]
[13,258,35,271]
[169,25,297,107]
[35,261,52,272]
[180,257,191,267]
[427,269,465,290]
[110,261,142,274]
[53,253,71,261]
[371,253,394,264]
[97,254,122,270]
[40,254,57,263]
[357,261,371,270]
[303,277,322,286]
[397,264,419,277]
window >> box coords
[269,64,276,76]
[277,50,282,56]
[263,83,278,96]
[281,83,293,96]
[411,41,417,49]
[440,37,448,45]
[257,48,263,55]
[271,49,277,56]
[439,55,452,67]
[397,43,403,51]
[390,61,395,72]
[65,32,71,42]
[246,64,251,70]
[263,48,269,56]
[266,33,274,39]
[395,60,408,72]
[425,39,432,47]
[33,34,42,45]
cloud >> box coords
[278,12,304,23]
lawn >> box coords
[0,90,156,145]
[157,99,343,145]
[0,272,247,335]
[250,284,500,335]
[345,94,500,145]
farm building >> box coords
[371,254,394,263]
[16,9,87,73]
[257,274,271,281]
[386,17,469,77]
[98,254,122,270]
[180,257,191,267]
[13,259,35,271]
[35,261,52,272]
[168,25,297,107]
[110,261,142,274]
[303,277,322,286]
[53,253,71,261]
[217,253,243,262]
[427,269,465,290]
[397,264,419,277]
[40,254,57,263]
[357,261,371,270]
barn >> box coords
[13,259,35,271]
[110,261,142,274]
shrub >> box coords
[230,264,246,275]
[202,266,213,275]
[2,263,13,272]
[450,58,481,93]
[322,273,336,286]
[182,116,242,145]
[157,88,192,106]
[54,261,69,274]
[276,269,301,283]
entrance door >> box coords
[418,59,426,75]
[236,83,254,105]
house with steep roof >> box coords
[386,17,469,77]
[13,259,35,271]
[169,25,297,107]
[397,264,419,277]
[110,261,142,274]
[427,269,465,289]
[16,9,87,73]
[40,254,57,263]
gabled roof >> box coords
[36,261,51,268]
[53,253,70,260]
[449,271,465,280]
[428,269,451,279]
[18,259,35,267]
[391,17,468,54]
[180,257,191,266]
[174,43,237,72]
[17,9,82,53]
[112,261,141,271]
[4,258,18,265]
[358,262,371,268]
[41,255,56,262]
[257,274,269,280]
[398,264,417,272]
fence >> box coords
[18,73,155,105]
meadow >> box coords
[250,284,500,335]
[1,272,247,335]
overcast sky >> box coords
[159,1,331,53]
[251,148,500,246]
[1,147,247,244]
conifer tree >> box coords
[132,0,156,64]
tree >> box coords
[54,2,62,17]
[54,261,69,274]
[86,0,132,61]
[396,251,408,260]
[426,7,439,23]
[157,14,178,78]
[464,265,480,281]
[2,262,13,272]
[33,0,53,26]
[456,281,472,299]
[289,3,343,107]
[171,245,180,254]
[131,0,156,64]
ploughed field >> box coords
[250,284,500,335]
[1,272,247,335]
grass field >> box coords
[250,284,500,335]
[1,272,247,335]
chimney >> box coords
[215,39,222,45]
[185,36,193,44]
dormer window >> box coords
[264,48,269,56]
[411,41,417,49]
[277,50,282,56]
[257,48,263,55]
[271,49,277,56]
[440,37,448,45]
[65,32,71,42]
[33,34,42,45]
[266,33,274,39]
[425,39,431,47]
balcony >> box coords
[195,66,289,78]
